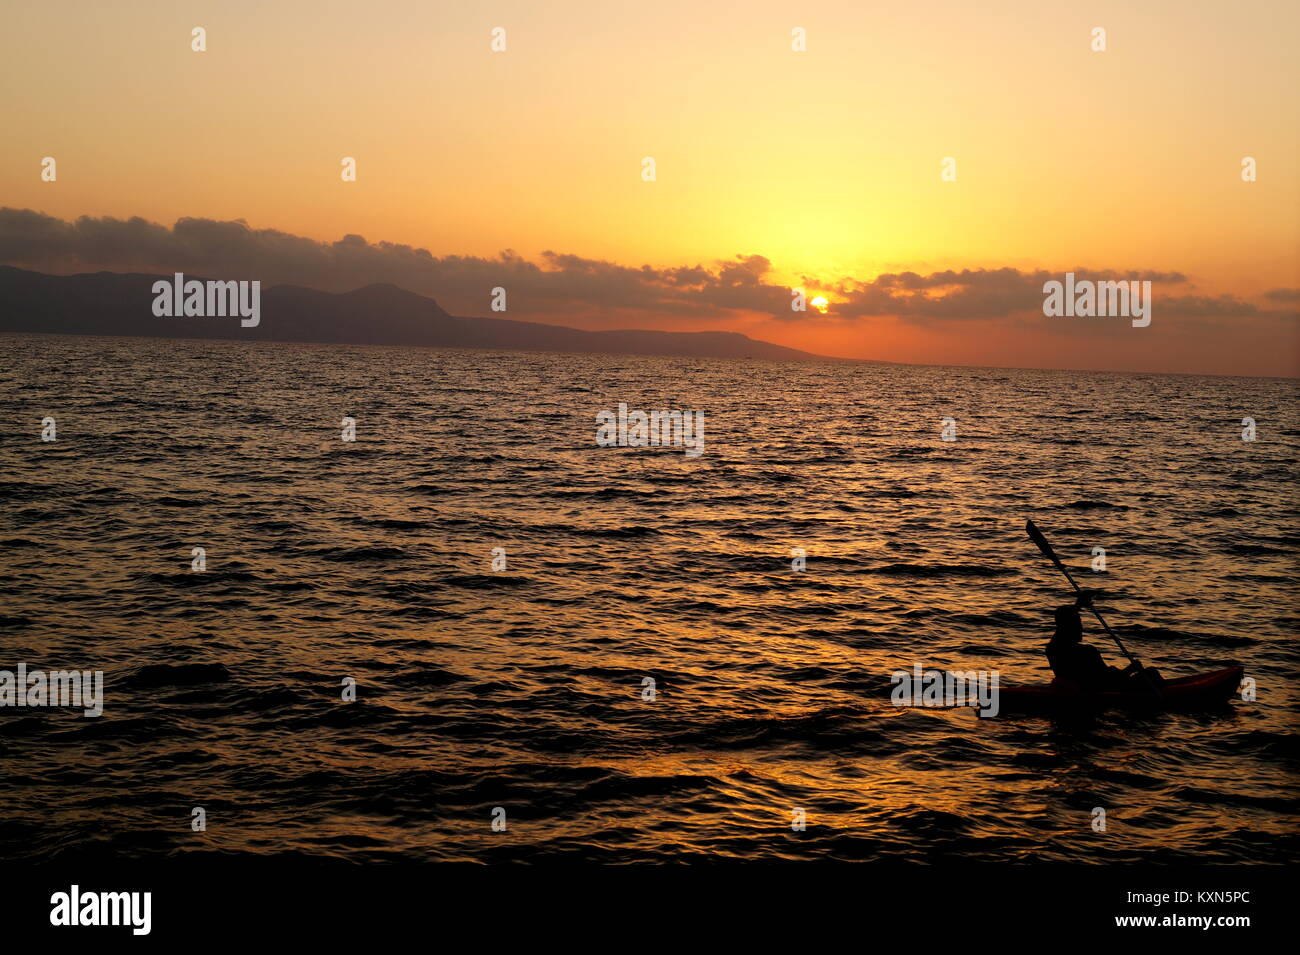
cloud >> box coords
[825,267,1202,320]
[0,208,793,321]
[0,208,1290,326]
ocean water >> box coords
[1,332,1297,863]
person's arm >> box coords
[1079,644,1110,676]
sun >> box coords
[810,295,829,314]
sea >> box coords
[1,332,1296,863]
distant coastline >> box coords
[0,266,835,363]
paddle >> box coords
[1025,519,1161,695]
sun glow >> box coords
[810,296,829,314]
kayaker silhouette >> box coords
[1046,591,1162,691]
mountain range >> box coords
[0,266,831,362]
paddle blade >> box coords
[1026,519,1069,576]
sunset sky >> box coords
[2,0,1297,375]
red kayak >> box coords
[994,666,1244,716]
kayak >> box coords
[994,666,1243,716]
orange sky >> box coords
[1,0,1297,375]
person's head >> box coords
[1053,604,1083,642]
